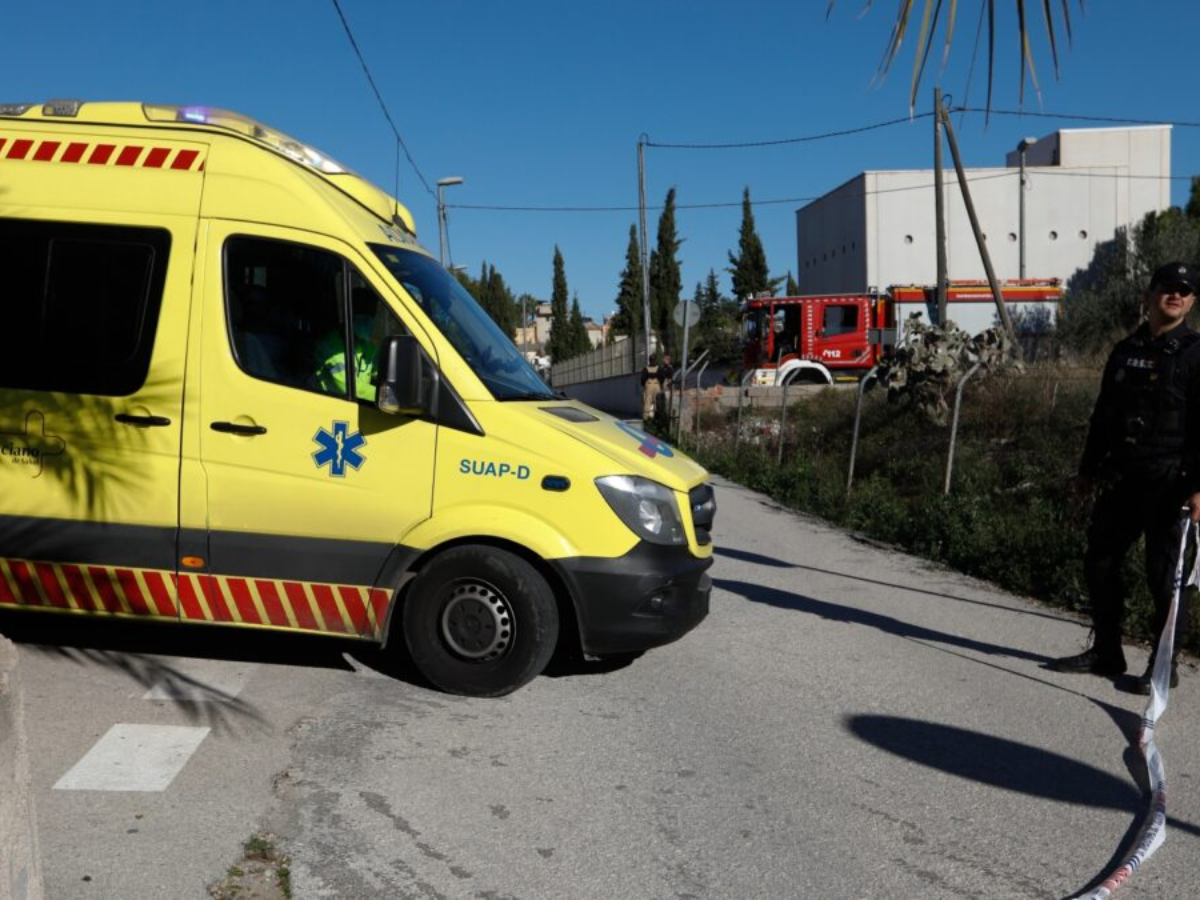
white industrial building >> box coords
[795,125,1172,296]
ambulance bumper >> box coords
[553,543,712,655]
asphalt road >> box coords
[9,474,1200,899]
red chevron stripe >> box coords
[33,562,71,609]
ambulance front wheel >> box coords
[403,546,560,697]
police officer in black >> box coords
[1053,262,1200,693]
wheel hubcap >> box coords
[440,581,514,662]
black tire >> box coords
[402,546,559,697]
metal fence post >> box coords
[695,361,709,439]
[736,371,752,447]
[944,362,983,495]
[729,372,748,448]
[777,377,791,465]
[846,366,880,498]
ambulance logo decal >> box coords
[0,411,66,479]
[312,421,366,477]
[614,421,674,459]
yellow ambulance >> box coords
[0,100,715,696]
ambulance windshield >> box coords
[370,246,555,401]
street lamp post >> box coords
[436,176,464,268]
[1017,138,1037,280]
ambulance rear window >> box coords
[0,219,170,396]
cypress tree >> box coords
[612,224,643,340]
[548,246,571,363]
[786,271,800,296]
[569,296,590,358]
[728,187,780,301]
[649,188,682,355]
[696,268,741,365]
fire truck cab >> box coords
[741,293,884,386]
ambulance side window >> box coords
[225,237,345,397]
[0,218,170,396]
[347,270,407,404]
[224,237,405,402]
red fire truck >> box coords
[740,279,1062,385]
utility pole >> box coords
[638,136,652,367]
[938,105,1018,345]
[436,176,464,268]
[933,87,948,325]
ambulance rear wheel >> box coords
[403,546,559,697]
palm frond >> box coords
[908,0,942,110]
[941,0,959,69]
[825,0,1084,113]
[1041,0,1061,78]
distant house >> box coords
[584,318,606,347]
[514,303,609,352]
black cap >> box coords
[1149,262,1199,294]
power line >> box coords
[957,107,1200,129]
[446,167,1192,217]
[645,107,1199,155]
[644,113,936,150]
[449,195,819,213]
[331,0,434,197]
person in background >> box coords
[640,353,662,423]
[1052,263,1200,693]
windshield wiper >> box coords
[498,390,557,402]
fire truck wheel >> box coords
[403,546,559,697]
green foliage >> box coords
[548,246,571,363]
[692,269,741,366]
[568,295,591,358]
[682,366,1200,656]
[1060,198,1200,354]
[727,187,782,302]
[650,188,682,355]
[785,271,800,296]
[611,224,643,341]
[455,262,518,339]
[474,262,517,338]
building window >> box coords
[1079,230,1088,240]
[1049,230,1059,241]
[903,235,914,244]
[1008,233,1017,242]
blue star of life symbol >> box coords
[312,420,367,477]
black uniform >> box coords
[1078,320,1200,659]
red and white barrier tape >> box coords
[1080,517,1196,899]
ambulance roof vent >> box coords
[142,104,351,175]
[43,99,82,117]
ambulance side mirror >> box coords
[376,335,431,416]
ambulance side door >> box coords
[0,212,195,619]
[185,223,436,639]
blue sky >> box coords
[4,2,1198,323]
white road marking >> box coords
[53,724,210,792]
[142,662,255,702]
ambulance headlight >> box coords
[595,476,686,546]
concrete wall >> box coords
[561,373,643,420]
[0,637,42,900]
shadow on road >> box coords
[1,609,383,735]
[716,577,1054,665]
[845,713,1200,897]
[714,545,1073,624]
